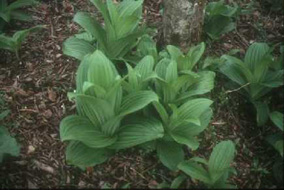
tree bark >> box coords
[162,0,205,51]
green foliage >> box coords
[178,140,236,188]
[0,25,44,59]
[266,111,283,157]
[204,0,240,40]
[219,42,283,126]
[124,42,215,171]
[63,0,146,62]
[61,41,215,170]
[0,94,20,163]
[60,50,163,169]
[0,0,38,32]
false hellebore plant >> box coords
[123,42,216,171]
[60,50,164,169]
[60,41,216,170]
[219,43,283,126]
[63,0,145,62]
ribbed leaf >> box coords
[75,32,96,43]
[208,140,235,183]
[76,95,114,128]
[108,117,164,149]
[270,111,283,131]
[7,0,37,10]
[167,45,183,61]
[135,55,155,81]
[119,91,159,116]
[178,71,215,101]
[60,115,117,148]
[73,12,106,51]
[170,175,187,189]
[76,55,92,94]
[178,161,211,184]
[153,101,169,124]
[157,140,184,171]
[10,11,32,22]
[170,127,200,150]
[187,42,205,70]
[63,37,95,60]
[177,98,213,121]
[0,35,14,51]
[244,42,270,71]
[165,60,178,83]
[87,50,119,90]
[253,101,269,126]
[66,141,113,168]
[220,55,252,85]
[118,0,143,18]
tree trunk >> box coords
[162,0,205,51]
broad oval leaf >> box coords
[177,98,213,121]
[63,37,95,61]
[270,111,283,131]
[118,90,159,116]
[76,95,114,128]
[108,117,164,149]
[66,141,113,169]
[208,140,236,182]
[60,115,117,148]
[178,161,211,184]
[157,140,184,171]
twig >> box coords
[225,83,250,94]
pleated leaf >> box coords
[76,95,114,128]
[119,91,159,116]
[177,98,213,121]
[87,50,118,90]
[157,140,184,171]
[66,141,113,168]
[270,111,283,131]
[60,115,117,148]
[0,126,20,162]
[178,161,211,184]
[63,37,95,60]
[208,140,236,183]
[187,42,205,70]
[108,118,164,149]
[244,42,270,71]
[253,101,269,126]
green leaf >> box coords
[157,140,184,171]
[205,15,235,40]
[63,37,95,60]
[73,12,107,51]
[60,115,117,148]
[177,71,215,101]
[253,101,269,126]
[170,175,187,189]
[270,111,283,131]
[244,42,270,72]
[208,140,235,183]
[7,0,37,10]
[177,98,213,121]
[190,157,209,165]
[178,161,211,184]
[75,32,96,43]
[167,45,183,61]
[0,126,20,162]
[170,127,200,150]
[10,11,33,22]
[118,91,159,116]
[153,101,169,124]
[87,50,119,90]
[187,42,206,70]
[66,141,113,168]
[134,55,155,81]
[76,95,114,128]
[108,117,164,149]
[118,0,143,18]
[220,55,253,86]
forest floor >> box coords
[0,0,283,188]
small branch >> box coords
[225,83,250,94]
